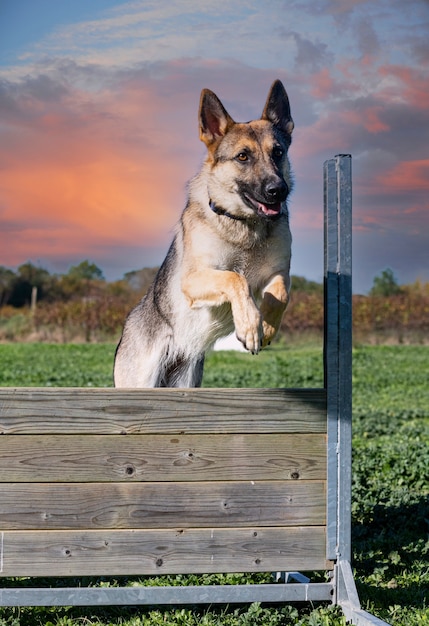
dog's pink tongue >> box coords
[258,201,281,216]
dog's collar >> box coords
[209,200,248,222]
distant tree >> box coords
[124,267,158,294]
[17,262,50,285]
[369,268,403,297]
[67,260,105,281]
[53,261,105,302]
[9,262,52,307]
[291,275,323,294]
[0,267,16,306]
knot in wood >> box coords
[125,464,135,476]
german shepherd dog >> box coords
[114,79,294,387]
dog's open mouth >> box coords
[243,194,282,219]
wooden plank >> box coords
[0,527,330,576]
[0,434,326,482]
[0,388,326,434]
[0,481,325,529]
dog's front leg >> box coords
[260,273,290,347]
[182,270,263,353]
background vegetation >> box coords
[0,343,427,626]
[1,262,429,345]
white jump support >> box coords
[0,155,389,624]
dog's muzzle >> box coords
[242,180,288,220]
[238,178,288,219]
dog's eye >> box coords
[273,147,284,160]
[236,152,249,162]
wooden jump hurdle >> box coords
[0,155,389,625]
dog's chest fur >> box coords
[181,207,290,299]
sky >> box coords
[0,0,428,294]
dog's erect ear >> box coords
[199,89,235,147]
[261,80,294,136]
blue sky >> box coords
[1,0,429,293]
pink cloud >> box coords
[327,0,372,14]
[0,70,205,271]
[342,106,389,133]
[376,159,429,193]
[310,68,335,99]
[353,214,384,233]
[378,64,429,110]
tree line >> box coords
[1,262,428,343]
[0,261,153,308]
[0,261,326,310]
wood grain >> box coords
[0,527,329,576]
[0,434,326,482]
[0,388,326,434]
[0,481,325,530]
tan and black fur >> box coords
[114,79,294,387]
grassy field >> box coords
[0,343,428,626]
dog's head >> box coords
[199,80,294,221]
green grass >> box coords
[0,343,428,625]
[0,343,116,387]
[0,342,324,388]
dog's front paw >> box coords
[261,320,277,348]
[235,309,263,354]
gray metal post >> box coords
[324,154,352,563]
[324,156,340,561]
[324,155,390,625]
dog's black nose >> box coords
[265,180,288,202]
